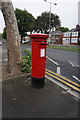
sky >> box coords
[0,0,80,33]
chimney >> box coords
[76,24,79,29]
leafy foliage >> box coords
[18,48,32,73]
[2,27,6,39]
[2,10,61,39]
[59,27,69,32]
[34,12,61,33]
[15,8,35,40]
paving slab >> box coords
[2,76,80,118]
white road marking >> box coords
[57,67,60,75]
[69,61,75,67]
[72,76,80,82]
[46,56,59,65]
[76,65,80,67]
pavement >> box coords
[2,75,80,118]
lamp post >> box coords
[0,1,2,9]
[44,0,57,38]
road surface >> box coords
[1,43,80,93]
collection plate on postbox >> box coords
[40,48,45,57]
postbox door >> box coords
[38,44,47,77]
[32,41,47,78]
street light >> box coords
[0,1,2,9]
[44,0,57,38]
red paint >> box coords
[29,33,49,78]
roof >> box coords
[75,27,80,32]
[69,28,76,32]
[69,27,80,32]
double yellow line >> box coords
[45,69,80,92]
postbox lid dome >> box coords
[29,33,49,39]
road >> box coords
[46,48,80,93]
[46,48,80,83]
[1,43,80,93]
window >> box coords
[72,32,74,36]
[72,32,78,37]
[71,38,77,43]
[75,32,77,36]
[68,33,69,36]
[64,34,66,37]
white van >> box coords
[22,36,30,43]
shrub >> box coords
[18,48,32,73]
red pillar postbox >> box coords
[29,33,49,88]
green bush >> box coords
[18,48,32,73]
[78,40,80,44]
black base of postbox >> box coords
[31,76,45,89]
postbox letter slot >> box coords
[39,44,46,45]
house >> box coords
[63,25,80,45]
[75,26,80,44]
[51,30,63,44]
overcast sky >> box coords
[0,0,80,33]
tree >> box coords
[1,0,22,75]
[34,12,61,33]
[59,27,69,32]
[15,8,35,43]
[2,27,6,39]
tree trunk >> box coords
[1,1,22,75]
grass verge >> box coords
[47,45,80,52]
